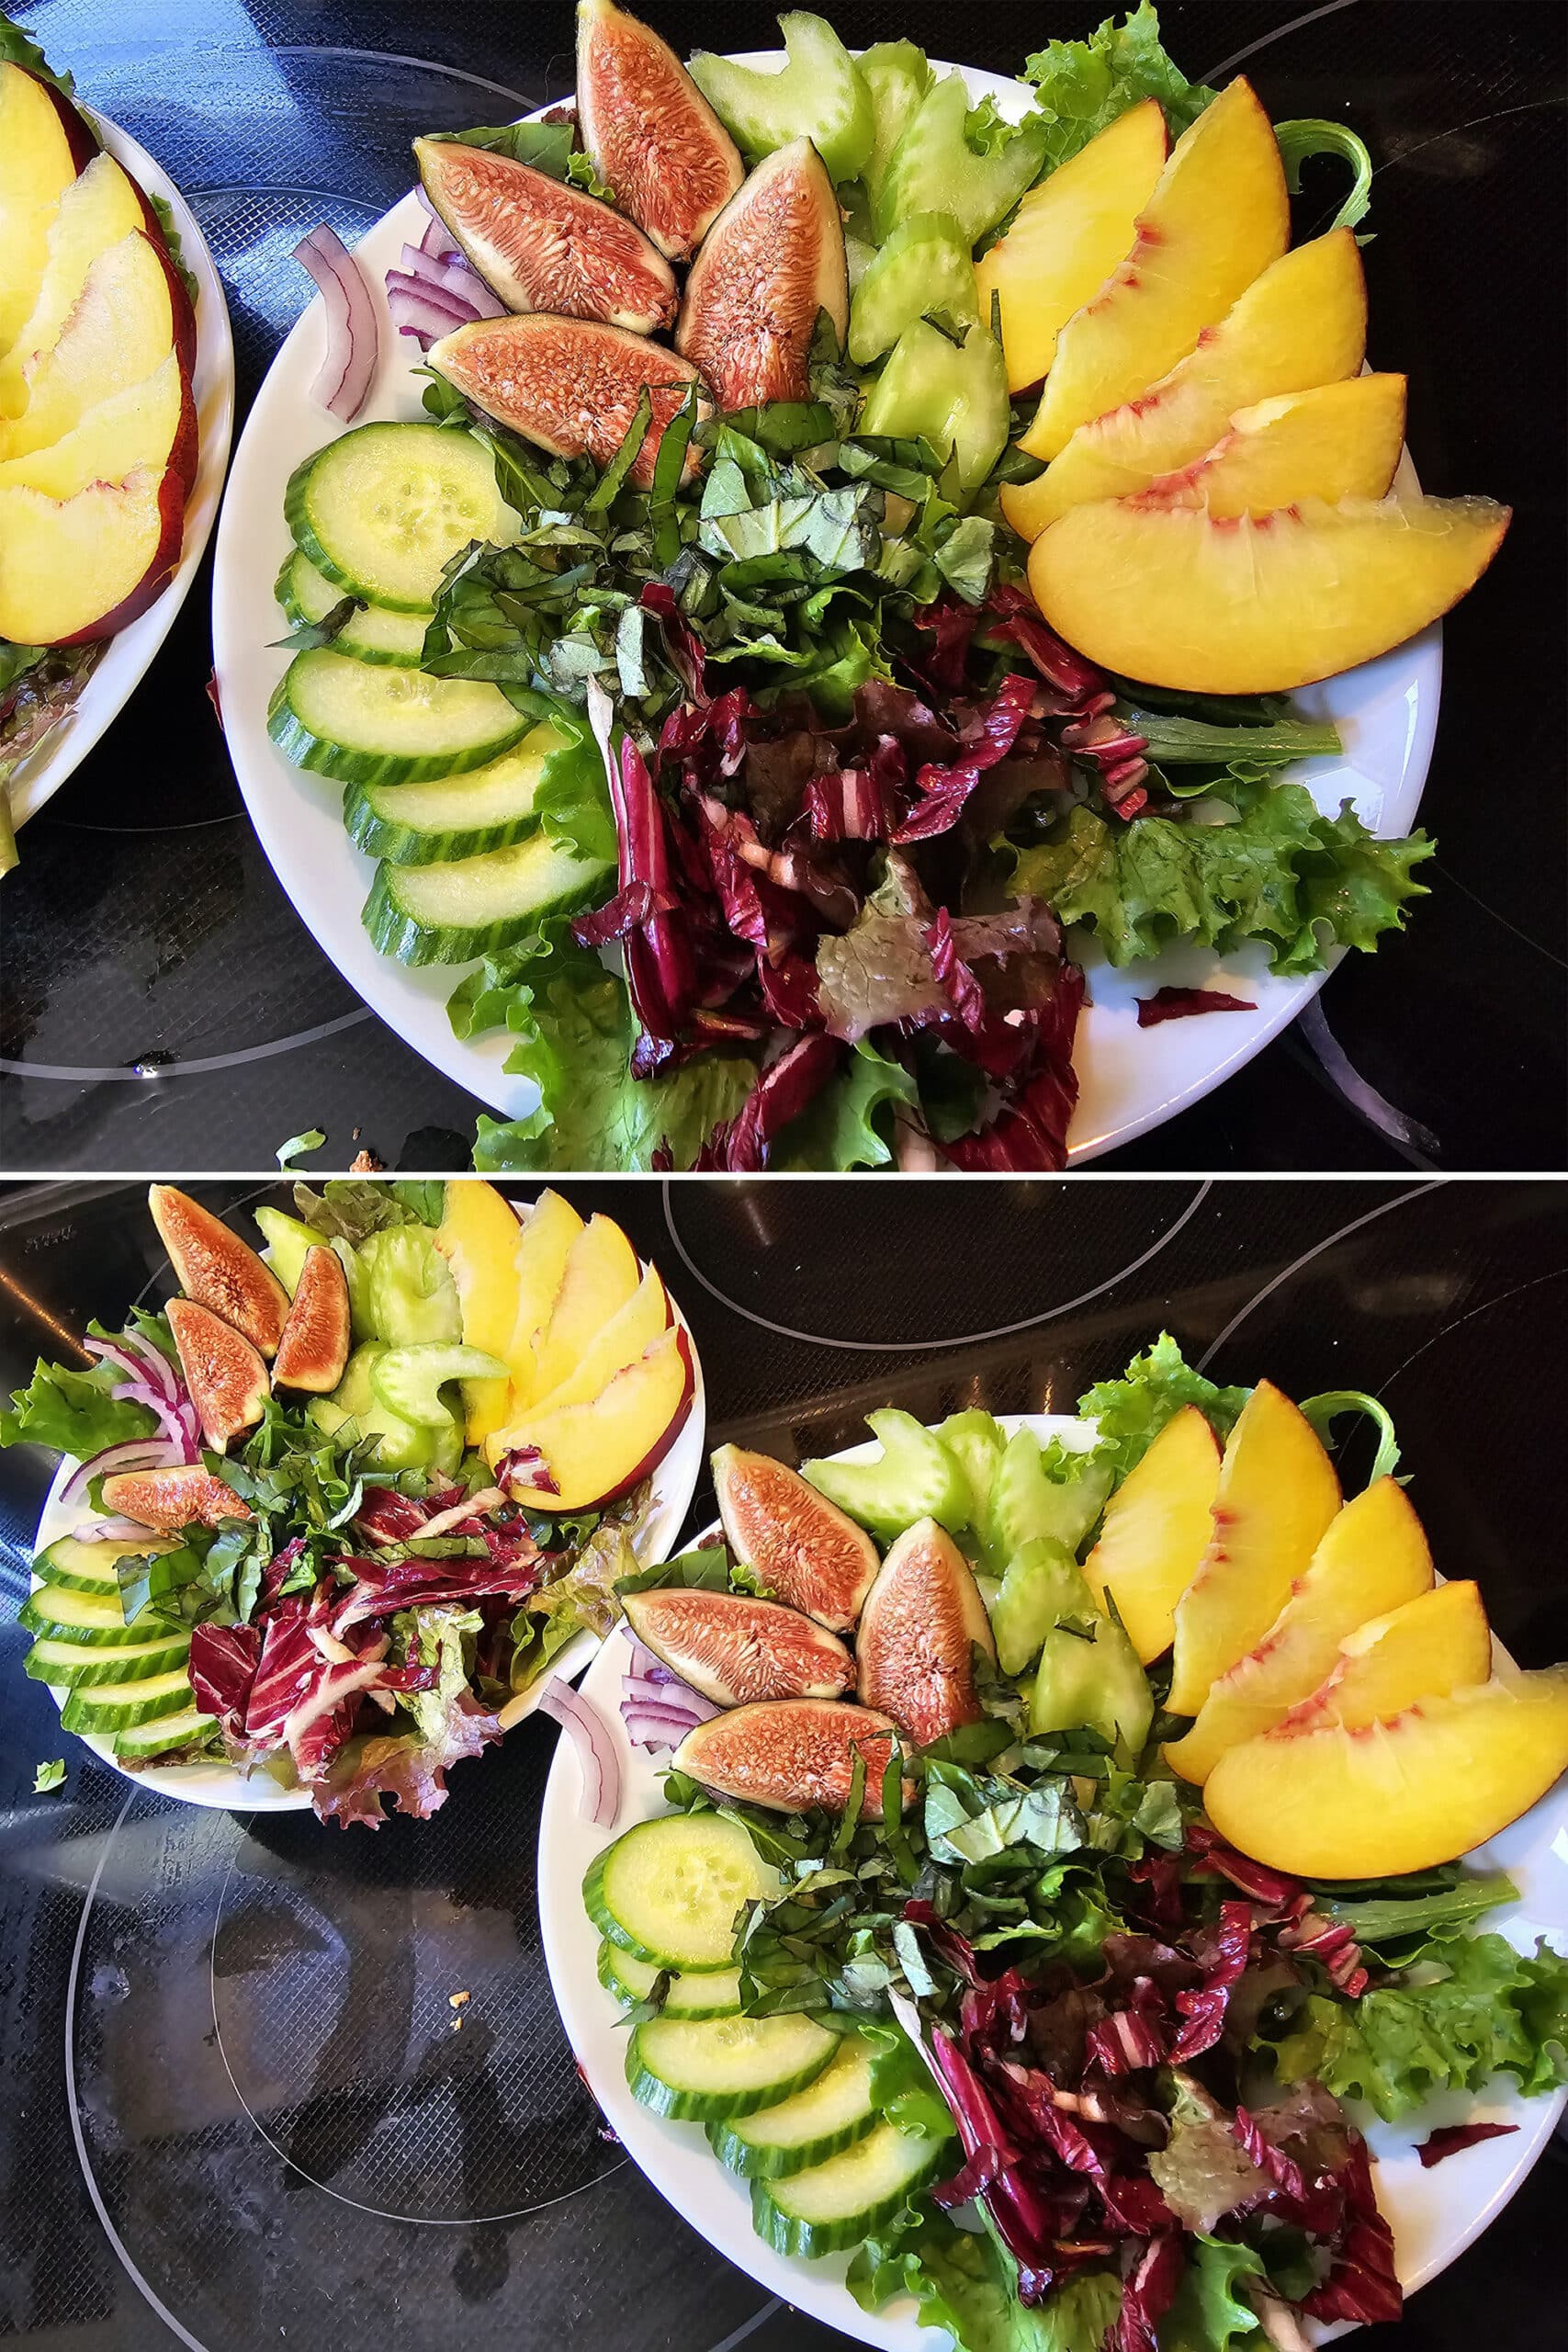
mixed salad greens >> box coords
[2,1179,655,1822]
[263,4,1431,1172]
[575,1340,1568,2352]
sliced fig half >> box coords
[577,0,744,261]
[857,1518,995,1748]
[676,139,847,413]
[712,1445,879,1632]
[624,1586,853,1704]
[272,1245,352,1395]
[674,1698,903,1815]
[166,1297,270,1452]
[431,314,709,487]
[414,138,677,334]
[148,1185,289,1358]
[99,1465,253,1531]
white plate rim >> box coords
[209,56,1439,1165]
[7,105,235,829]
[538,1411,1568,2349]
[29,1273,707,1813]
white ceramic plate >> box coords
[211,59,1438,1162]
[540,1415,1567,2349]
[7,108,235,831]
[28,1287,707,1813]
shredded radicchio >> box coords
[1136,987,1258,1026]
[1417,2120,1519,2168]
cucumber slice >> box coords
[62,1666,196,1735]
[31,1533,166,1596]
[802,1408,970,1541]
[363,830,614,967]
[370,1342,508,1427]
[874,73,1048,245]
[308,1342,458,1474]
[26,1631,191,1689]
[750,2118,953,2256]
[988,1537,1093,1677]
[597,1942,744,2020]
[858,317,1010,493]
[690,14,874,183]
[859,40,932,204]
[19,1585,161,1645]
[584,1814,782,1972]
[343,729,569,867]
[276,550,434,666]
[708,2032,878,2177]
[848,210,978,365]
[626,2012,839,2121]
[115,1704,219,1760]
[253,1204,320,1295]
[269,650,531,787]
[986,1429,1113,1565]
[284,422,514,610]
[933,1410,1004,1532]
[356,1228,462,1348]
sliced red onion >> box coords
[1296,995,1439,1157]
[58,1435,180,1510]
[622,1702,712,1753]
[626,1635,676,1685]
[414,184,461,257]
[398,242,506,315]
[385,276,480,349]
[84,1331,178,1403]
[73,1514,168,1544]
[294,223,378,423]
[539,1678,620,1827]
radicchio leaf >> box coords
[1136,987,1258,1026]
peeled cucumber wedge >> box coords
[690,14,874,184]
[369,1342,509,1427]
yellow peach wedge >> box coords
[976,98,1168,396]
[1081,1405,1220,1664]
[1279,1577,1495,1735]
[530,1212,641,1400]
[1168,1380,1339,1716]
[0,153,147,416]
[1021,77,1289,461]
[520,1265,669,1421]
[1141,375,1407,517]
[1027,491,1512,695]
[497,1324,694,1511]
[432,1178,521,1443]
[1165,1475,1432,1783]
[1006,228,1367,532]
[1203,1666,1568,1878]
[0,62,91,354]
[496,1187,583,1426]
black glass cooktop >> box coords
[1,1,1564,1174]
[1,1174,1565,2348]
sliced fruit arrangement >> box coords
[0,53,197,646]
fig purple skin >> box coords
[431,313,709,487]
[576,0,744,261]
[857,1518,996,1748]
[624,1585,854,1704]
[674,1698,905,1815]
[712,1445,879,1633]
[149,1184,288,1357]
[677,139,848,413]
[166,1296,270,1453]
[272,1246,351,1396]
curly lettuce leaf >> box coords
[772,1041,919,1170]
[1077,1333,1249,1481]
[0,12,73,89]
[1160,2235,1266,2352]
[1,1358,158,1457]
[1023,4,1214,172]
[851,2202,1121,2352]
[1007,789,1434,975]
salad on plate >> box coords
[550,1341,1568,2351]
[253,2,1507,1170]
[1,1177,700,1821]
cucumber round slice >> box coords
[369,1342,508,1427]
[115,1704,218,1760]
[32,1533,167,1596]
[848,210,978,365]
[597,1942,744,2020]
[62,1666,196,1735]
[343,727,568,867]
[269,650,531,787]
[276,550,434,666]
[708,2032,878,2177]
[26,1631,191,1689]
[750,2118,953,2256]
[626,2012,839,2121]
[284,422,514,610]
[690,15,874,183]
[363,831,614,966]
[19,1585,162,1645]
[584,1814,781,1971]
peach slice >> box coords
[1007,229,1367,528]
[1081,1405,1220,1664]
[1203,1666,1568,1878]
[0,232,182,461]
[1165,1475,1433,1782]
[1142,375,1406,517]
[496,1188,584,1425]
[1280,1577,1495,1735]
[975,98,1168,395]
[497,1324,694,1510]
[0,348,196,499]
[0,153,148,415]
[432,1178,521,1442]
[530,1213,641,1401]
[0,62,95,355]
[1168,1381,1339,1716]
[0,461,184,644]
[1021,77,1289,461]
[1028,491,1512,695]
[520,1266,670,1420]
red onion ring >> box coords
[294,223,378,423]
[58,1435,180,1510]
[539,1678,620,1827]
[85,1331,179,1403]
